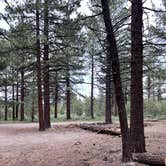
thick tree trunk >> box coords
[90,54,94,119]
[130,0,146,153]
[43,0,51,128]
[54,72,58,119]
[36,0,45,131]
[101,0,131,162]
[66,68,71,120]
[20,69,24,121]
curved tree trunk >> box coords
[101,0,131,162]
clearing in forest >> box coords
[0,120,166,166]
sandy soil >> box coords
[0,121,165,166]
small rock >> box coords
[103,156,108,161]
[74,141,81,145]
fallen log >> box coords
[132,153,166,166]
[80,123,121,136]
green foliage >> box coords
[126,100,166,119]
[144,100,166,119]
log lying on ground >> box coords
[132,153,166,166]
[80,123,121,136]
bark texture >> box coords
[36,0,45,131]
[43,0,51,128]
[130,0,146,153]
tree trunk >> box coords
[113,91,118,116]
[101,0,131,162]
[4,80,8,121]
[20,69,24,121]
[36,0,45,131]
[54,72,58,119]
[90,53,94,119]
[31,73,35,122]
[105,71,112,123]
[12,82,15,120]
[147,74,151,101]
[157,84,162,101]
[66,68,71,120]
[130,0,146,153]
[43,0,51,128]
[16,71,19,120]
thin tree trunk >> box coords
[147,74,151,101]
[12,82,15,120]
[43,0,51,129]
[66,68,71,120]
[20,69,24,121]
[31,73,35,122]
[54,72,58,119]
[36,0,45,131]
[16,71,19,120]
[105,71,112,123]
[90,54,94,119]
[113,90,118,116]
[101,0,131,162]
[4,80,8,121]
[157,84,162,101]
[130,0,146,153]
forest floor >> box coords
[0,120,166,166]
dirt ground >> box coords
[0,120,165,166]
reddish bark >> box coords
[36,0,45,131]
[43,0,51,128]
[130,0,146,153]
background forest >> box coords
[0,0,165,123]
[0,0,165,164]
